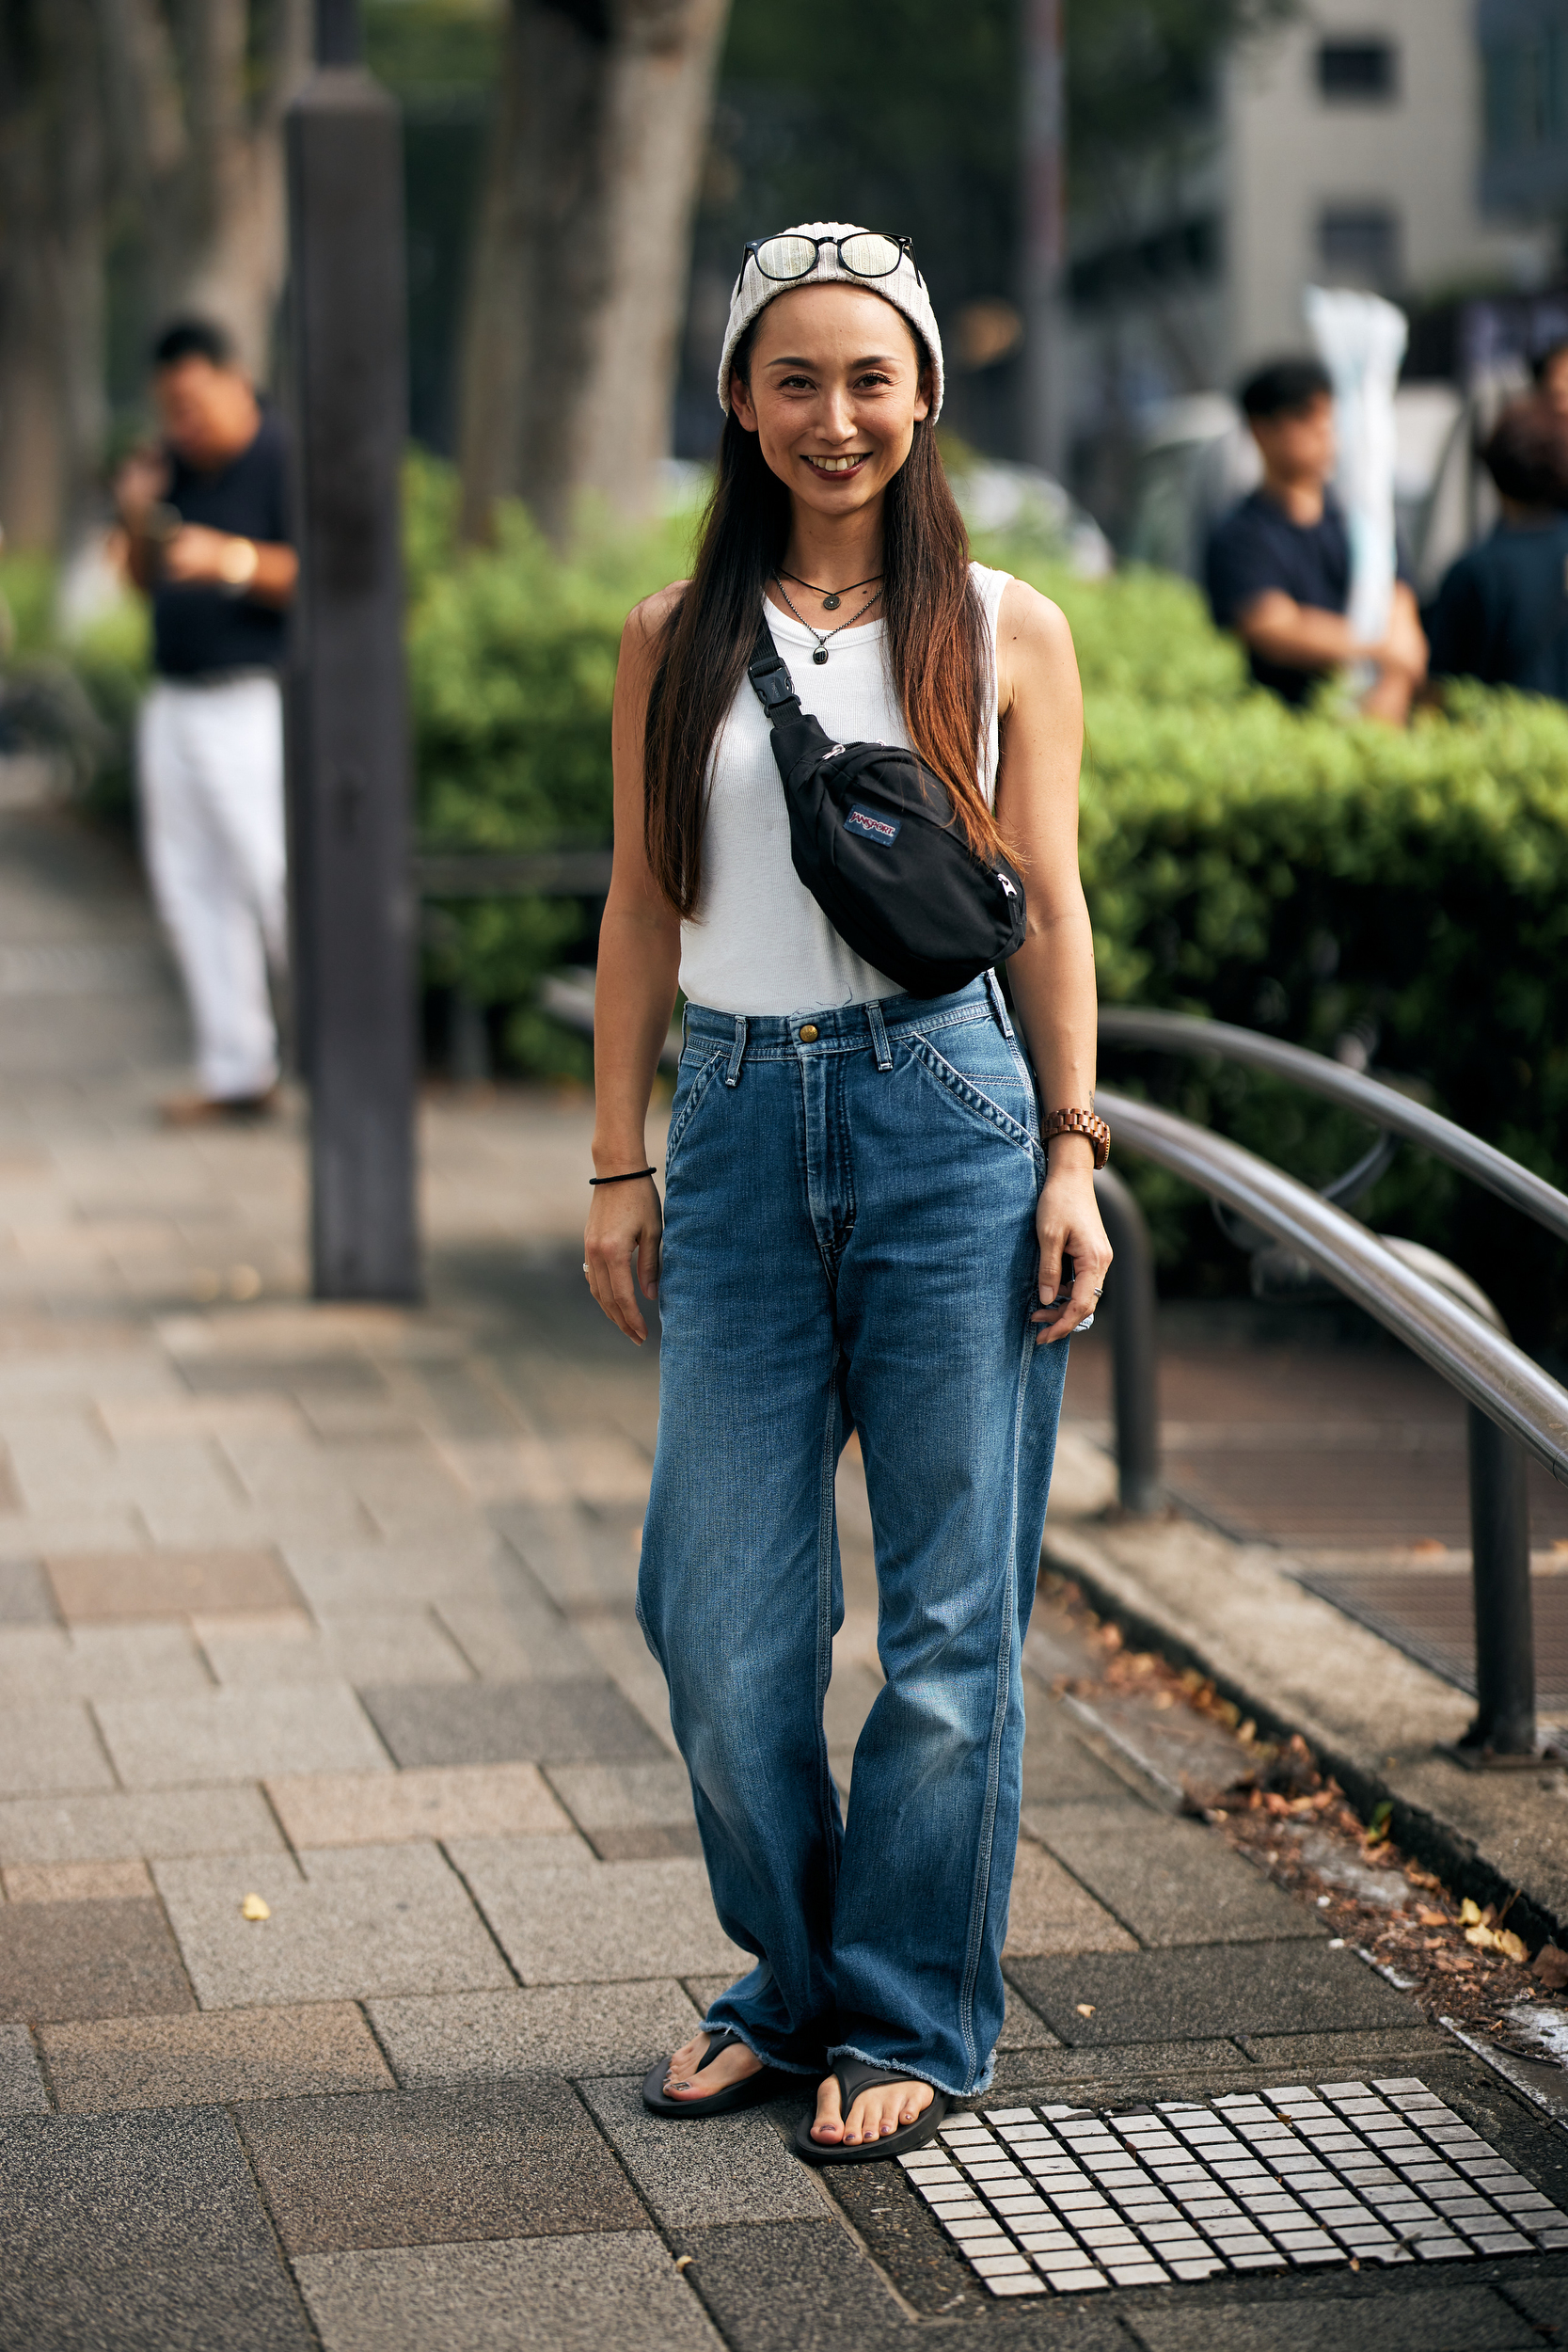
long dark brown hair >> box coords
[641,325,1005,916]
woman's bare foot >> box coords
[662,2029,763,2103]
[811,2073,933,2146]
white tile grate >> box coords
[898,2076,1568,2297]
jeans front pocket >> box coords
[663,1044,726,1180]
[905,1021,1043,1168]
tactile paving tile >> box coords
[897,2076,1568,2297]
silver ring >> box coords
[1078,1311,1095,1331]
[1091,1286,1103,1297]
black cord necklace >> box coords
[772,576,883,664]
[777,567,883,613]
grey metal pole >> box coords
[1374,1239,1536,1759]
[1465,1405,1535,1756]
[284,0,419,1299]
[1093,1167,1161,1514]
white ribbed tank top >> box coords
[677,562,1012,1019]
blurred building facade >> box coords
[1064,0,1564,538]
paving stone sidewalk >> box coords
[1,794,1565,2350]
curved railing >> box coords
[1099,1008,1568,1247]
[1093,1077,1568,1760]
[1098,1089,1568,1486]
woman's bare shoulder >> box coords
[996,577,1080,713]
[624,579,690,649]
[997,576,1076,660]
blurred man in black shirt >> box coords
[1206,358,1427,723]
[1425,400,1568,703]
[115,319,297,1123]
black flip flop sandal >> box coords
[641,2027,784,2119]
[793,2056,947,2164]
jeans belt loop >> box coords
[866,998,893,1072]
[985,967,1015,1041]
[680,1003,691,1055]
[724,1013,748,1087]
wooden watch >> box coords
[1042,1106,1110,1168]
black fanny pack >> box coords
[746,614,1026,1000]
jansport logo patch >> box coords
[845,806,902,845]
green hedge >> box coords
[1073,668,1568,1351]
[404,464,692,1073]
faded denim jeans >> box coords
[637,975,1068,2097]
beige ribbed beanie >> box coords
[717,223,944,421]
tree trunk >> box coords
[458,0,730,547]
[93,0,309,381]
[0,0,107,553]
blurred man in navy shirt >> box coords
[1206,358,1427,723]
[1425,400,1568,704]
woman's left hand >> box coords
[1032,1154,1112,1343]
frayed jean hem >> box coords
[702,2015,821,2077]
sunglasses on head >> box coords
[735,231,921,296]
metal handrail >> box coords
[1098,1088,1568,1488]
[1100,1008,1568,1248]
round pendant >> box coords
[822,594,841,611]
[812,647,830,665]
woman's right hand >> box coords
[584,1172,663,1345]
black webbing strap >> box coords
[747,614,801,720]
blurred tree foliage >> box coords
[1066,0,1300,203]
[719,0,1020,306]
[364,0,502,453]
[363,0,502,91]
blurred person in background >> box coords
[1532,335,1568,421]
[1205,358,1427,723]
[115,319,296,1125]
[1424,400,1568,703]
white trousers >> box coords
[137,674,287,1101]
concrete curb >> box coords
[1039,1475,1568,1952]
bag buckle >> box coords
[751,660,798,712]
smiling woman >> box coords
[581,221,1110,2169]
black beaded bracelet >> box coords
[589,1167,657,1186]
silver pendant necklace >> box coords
[772,576,883,664]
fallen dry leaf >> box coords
[1533,1945,1568,1991]
[1416,1908,1449,1928]
[1496,1929,1528,1964]
[1075,2003,1096,2018]
[240,1892,271,1921]
[1460,1898,1485,1928]
[1465,1924,1497,1951]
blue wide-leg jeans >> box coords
[637,977,1068,2098]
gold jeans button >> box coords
[799,1023,818,1042]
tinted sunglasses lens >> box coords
[839,233,903,278]
[753,236,818,280]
